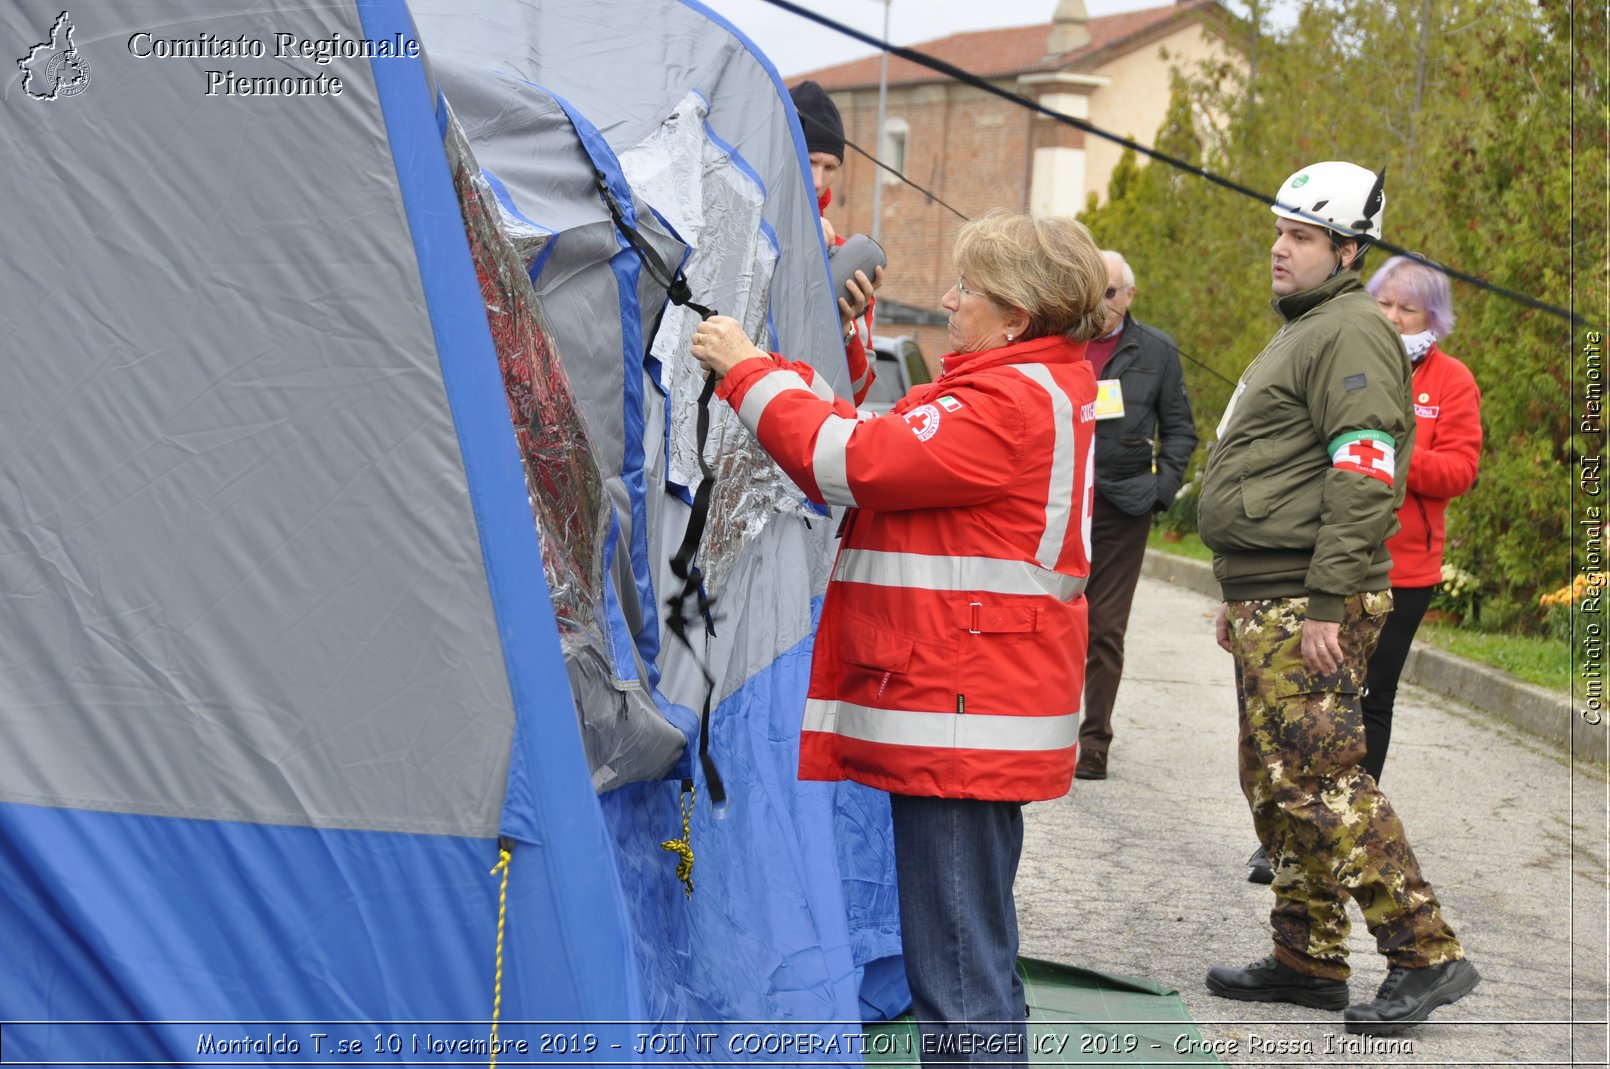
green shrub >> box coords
[1157,477,1198,537]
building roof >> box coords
[795,1,1219,91]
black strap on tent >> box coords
[664,373,726,809]
[593,170,726,807]
[593,170,716,321]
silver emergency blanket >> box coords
[622,91,820,597]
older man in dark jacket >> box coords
[1074,250,1196,780]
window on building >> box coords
[880,118,908,183]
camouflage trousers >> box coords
[1228,593,1464,981]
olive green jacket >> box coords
[1198,272,1413,622]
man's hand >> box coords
[838,265,883,329]
[819,216,838,247]
[691,315,765,380]
[1214,603,1233,654]
[1300,618,1343,675]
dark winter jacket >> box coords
[1092,315,1197,516]
[1198,272,1414,622]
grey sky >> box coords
[695,0,1173,79]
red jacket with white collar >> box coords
[716,335,1097,802]
[1386,344,1482,587]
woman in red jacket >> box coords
[693,211,1107,1066]
[1363,256,1483,783]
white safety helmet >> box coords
[1270,161,1386,243]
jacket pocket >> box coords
[832,609,944,710]
[951,599,1045,715]
[1111,436,1156,478]
[839,610,915,673]
[1240,476,1272,519]
[1120,366,1159,410]
[1238,439,1275,519]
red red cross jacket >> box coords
[1386,344,1483,587]
[844,305,875,406]
[716,335,1097,802]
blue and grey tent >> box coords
[0,0,904,1061]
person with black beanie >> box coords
[789,79,881,405]
[789,79,846,217]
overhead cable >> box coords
[799,104,1238,386]
[760,0,1586,327]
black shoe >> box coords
[1074,755,1106,780]
[1343,959,1480,1035]
[1205,956,1350,1010]
[1247,846,1273,884]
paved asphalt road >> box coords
[1013,573,1609,1068]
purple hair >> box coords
[1366,255,1456,339]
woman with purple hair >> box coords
[1362,255,1483,784]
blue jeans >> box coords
[890,794,1027,1067]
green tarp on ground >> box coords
[866,957,1225,1067]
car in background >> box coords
[860,334,931,414]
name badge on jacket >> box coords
[1094,379,1125,420]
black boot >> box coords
[1205,956,1349,1010]
[1343,959,1480,1034]
[1246,845,1273,884]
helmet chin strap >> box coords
[1325,234,1366,280]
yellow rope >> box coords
[488,840,512,1069]
[659,782,696,898]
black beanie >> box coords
[790,80,844,162]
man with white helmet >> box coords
[1196,161,1479,1035]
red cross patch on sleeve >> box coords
[1327,429,1396,485]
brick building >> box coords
[795,0,1235,357]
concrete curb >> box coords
[1141,548,1600,759]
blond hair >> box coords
[954,210,1109,343]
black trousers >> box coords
[1360,584,1437,784]
[1078,493,1153,766]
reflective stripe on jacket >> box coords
[716,334,1097,801]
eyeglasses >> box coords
[1104,286,1119,300]
[955,277,989,300]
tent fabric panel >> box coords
[424,66,656,481]
[832,782,911,1020]
[598,611,860,1048]
[427,63,687,684]
[428,64,692,789]
[676,0,844,382]
[0,801,641,1061]
[358,6,656,989]
[0,0,519,835]
[463,76,681,681]
[410,0,847,397]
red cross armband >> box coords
[1328,429,1396,485]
